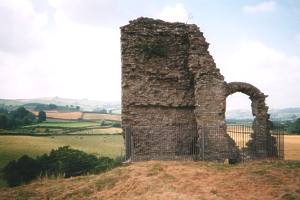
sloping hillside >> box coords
[0,161,299,200]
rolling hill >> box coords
[0,97,121,112]
[1,97,300,121]
[0,160,299,200]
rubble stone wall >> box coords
[121,18,270,161]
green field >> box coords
[0,121,122,135]
[0,134,124,186]
[0,120,124,187]
[27,121,99,128]
[111,109,121,114]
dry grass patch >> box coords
[0,160,299,200]
[82,113,121,121]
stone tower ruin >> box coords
[121,17,272,161]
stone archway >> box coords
[225,82,271,158]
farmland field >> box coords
[30,110,82,120]
[82,113,121,121]
[0,131,299,187]
[0,135,298,171]
[0,135,124,169]
[69,127,122,135]
[0,121,122,135]
[28,121,99,128]
[30,110,121,122]
[284,135,300,160]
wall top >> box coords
[120,17,199,31]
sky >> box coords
[0,0,299,110]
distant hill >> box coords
[227,107,300,121]
[1,97,299,121]
[0,97,121,112]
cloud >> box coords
[0,0,48,53]
[48,0,123,26]
[221,40,300,109]
[243,1,276,13]
[0,0,122,101]
[158,3,189,23]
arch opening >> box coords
[225,82,273,159]
[226,93,254,124]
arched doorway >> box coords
[225,82,271,158]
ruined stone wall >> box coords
[121,18,228,160]
[121,17,271,161]
[121,18,197,160]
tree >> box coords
[112,121,121,128]
[7,107,36,128]
[48,104,57,110]
[0,107,8,114]
[2,155,41,187]
[38,110,46,122]
[0,113,8,129]
[2,146,123,187]
[288,118,300,134]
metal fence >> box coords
[124,124,284,162]
[227,124,284,162]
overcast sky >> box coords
[0,0,299,110]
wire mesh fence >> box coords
[124,124,284,162]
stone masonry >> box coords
[121,17,271,161]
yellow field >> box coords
[227,132,251,149]
[31,110,82,120]
[30,110,121,121]
[284,135,300,160]
[227,125,300,160]
[82,113,121,121]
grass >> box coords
[69,127,122,135]
[0,160,299,200]
[82,113,121,121]
[30,110,122,122]
[95,176,119,191]
[0,135,124,169]
[111,109,121,115]
[27,121,99,128]
[0,120,123,135]
[281,189,300,200]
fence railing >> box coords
[227,124,284,161]
[124,124,284,162]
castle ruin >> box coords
[121,18,272,162]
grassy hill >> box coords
[226,108,300,121]
[0,97,121,112]
[0,160,299,200]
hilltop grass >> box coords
[0,160,299,200]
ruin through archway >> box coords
[225,82,270,158]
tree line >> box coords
[0,107,46,129]
[2,146,123,187]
